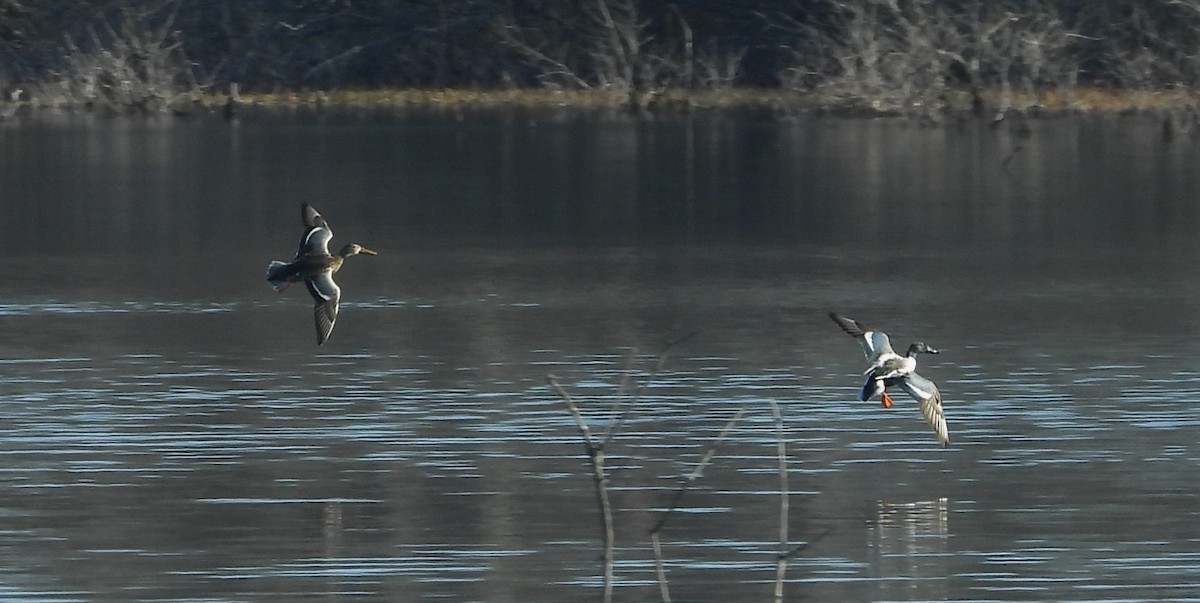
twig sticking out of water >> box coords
[766,399,832,597]
[598,346,643,449]
[650,532,670,603]
[782,527,831,558]
[599,332,697,452]
[648,406,747,602]
[547,374,615,603]
[1001,143,1025,171]
[770,398,788,603]
[546,333,694,603]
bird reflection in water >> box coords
[868,498,950,596]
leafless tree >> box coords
[36,1,198,112]
[777,0,1076,118]
[495,0,748,105]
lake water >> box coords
[1,109,1199,602]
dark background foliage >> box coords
[2,0,1200,111]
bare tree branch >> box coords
[770,398,788,603]
[547,373,615,603]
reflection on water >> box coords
[870,498,950,596]
[0,112,1199,601]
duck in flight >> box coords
[267,203,377,345]
[829,312,949,447]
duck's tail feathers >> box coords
[859,376,884,402]
[267,261,290,290]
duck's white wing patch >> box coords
[305,272,341,345]
[898,372,949,448]
[296,225,334,258]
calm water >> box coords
[1,109,1199,602]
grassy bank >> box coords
[8,86,1200,119]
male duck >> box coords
[267,203,377,345]
[829,312,949,447]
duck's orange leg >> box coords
[881,390,894,409]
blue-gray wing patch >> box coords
[865,330,896,357]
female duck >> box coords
[268,203,376,345]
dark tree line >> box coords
[4,0,1200,113]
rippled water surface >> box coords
[1,111,1199,602]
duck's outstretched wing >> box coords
[895,372,949,447]
[302,203,328,229]
[829,312,896,359]
[295,203,334,258]
[305,271,341,345]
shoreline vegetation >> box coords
[183,86,1200,116]
[7,1,1200,124]
[10,86,1200,119]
